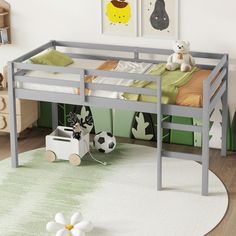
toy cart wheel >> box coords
[44,150,56,163]
[69,154,81,166]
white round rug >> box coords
[0,144,228,236]
[80,144,228,236]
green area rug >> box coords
[0,144,228,236]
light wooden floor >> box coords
[0,128,235,236]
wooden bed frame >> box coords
[8,40,229,195]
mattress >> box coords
[17,59,153,99]
[91,60,152,99]
[123,64,213,107]
[17,59,212,107]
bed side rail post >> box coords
[221,54,229,156]
[201,54,228,195]
[156,76,162,191]
[202,77,210,196]
[50,40,57,50]
[202,75,210,195]
[50,40,59,131]
[8,61,19,168]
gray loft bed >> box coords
[8,40,229,196]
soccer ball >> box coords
[93,131,116,153]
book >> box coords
[0,28,8,44]
[0,73,3,90]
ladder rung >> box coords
[162,150,202,162]
[162,122,202,133]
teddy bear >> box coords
[166,40,195,72]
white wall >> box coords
[1,0,236,118]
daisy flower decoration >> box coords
[46,212,93,236]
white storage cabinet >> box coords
[45,126,90,166]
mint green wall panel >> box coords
[193,118,202,147]
[151,114,158,141]
[58,104,68,126]
[227,115,232,151]
[170,116,194,146]
[151,114,171,143]
[90,107,113,133]
[113,110,134,138]
[38,103,234,151]
[231,111,236,151]
[37,102,52,128]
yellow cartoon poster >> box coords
[101,0,138,36]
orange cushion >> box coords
[176,70,212,107]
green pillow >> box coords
[30,49,73,66]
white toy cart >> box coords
[44,126,90,166]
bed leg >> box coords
[157,134,162,191]
[221,91,228,157]
[157,83,162,191]
[202,118,209,196]
[202,81,210,196]
[8,62,19,168]
[51,103,58,130]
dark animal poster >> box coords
[141,0,178,39]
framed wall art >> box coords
[101,0,138,37]
[140,0,179,39]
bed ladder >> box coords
[157,70,228,196]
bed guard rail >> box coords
[203,54,228,114]
[12,40,226,65]
[12,61,162,114]
[55,40,225,60]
